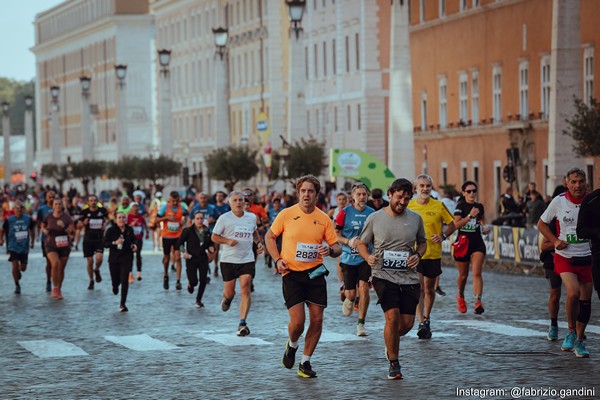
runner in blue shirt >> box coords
[0,201,35,294]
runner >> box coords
[190,192,218,276]
[334,183,374,336]
[178,211,215,308]
[212,191,263,335]
[0,201,35,294]
[127,202,149,282]
[41,198,76,300]
[104,211,138,312]
[577,186,600,301]
[79,194,109,290]
[356,178,427,380]
[453,181,490,314]
[265,175,341,379]
[408,175,456,339]
[538,167,592,357]
[149,192,163,252]
[36,190,56,292]
[156,191,188,290]
[329,191,349,301]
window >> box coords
[492,65,502,123]
[345,35,350,73]
[441,162,448,186]
[587,163,594,190]
[439,76,447,129]
[459,73,468,123]
[541,56,551,119]
[471,71,479,125]
[472,162,479,184]
[357,104,361,130]
[355,33,359,70]
[494,160,502,204]
[519,61,529,120]
[347,104,351,131]
[439,0,446,17]
[323,42,327,77]
[334,106,338,132]
[460,0,467,11]
[421,92,427,131]
[584,47,594,105]
[332,39,336,75]
[419,0,426,23]
[461,162,468,183]
[474,0,480,7]
[305,46,309,79]
[314,44,318,79]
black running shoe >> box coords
[435,286,446,296]
[221,296,232,311]
[171,264,176,272]
[175,281,182,291]
[46,280,52,292]
[187,284,193,294]
[15,284,21,295]
[88,281,94,290]
[94,269,102,283]
[417,320,432,339]
[298,361,317,378]
[163,275,169,290]
[282,340,297,369]
[237,324,250,336]
[120,305,128,313]
[388,361,402,380]
[112,285,119,295]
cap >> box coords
[130,202,139,207]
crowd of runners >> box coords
[1,168,599,379]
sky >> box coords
[0,0,65,82]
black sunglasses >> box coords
[465,189,477,194]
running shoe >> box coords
[282,340,298,369]
[561,330,577,351]
[417,320,432,339]
[128,273,134,284]
[88,281,94,290]
[94,268,102,283]
[171,264,176,272]
[112,285,119,295]
[342,298,354,316]
[187,284,193,294]
[221,296,232,312]
[456,293,467,313]
[547,325,559,341]
[387,361,403,380]
[195,301,204,308]
[356,323,368,337]
[137,272,142,281]
[474,301,485,315]
[120,305,129,313]
[573,339,590,358]
[237,324,250,337]
[46,280,52,292]
[163,275,169,290]
[435,286,446,296]
[15,284,21,295]
[175,281,182,291]
[298,361,317,378]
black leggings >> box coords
[186,260,209,302]
[110,260,130,306]
[133,239,143,272]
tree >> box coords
[138,155,182,188]
[563,97,600,157]
[41,163,70,195]
[70,160,107,196]
[206,146,259,192]
[287,137,327,181]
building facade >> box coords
[409,0,598,213]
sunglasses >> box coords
[465,189,477,194]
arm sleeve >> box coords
[334,209,346,230]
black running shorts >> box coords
[372,277,420,314]
[282,268,327,309]
[340,261,371,289]
[8,251,28,264]
[221,262,255,282]
[417,258,442,278]
[83,239,104,258]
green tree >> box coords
[41,163,70,195]
[206,146,259,192]
[138,155,182,188]
[287,137,327,180]
[563,97,600,156]
[70,160,108,196]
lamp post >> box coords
[286,0,306,144]
[2,102,10,184]
[212,26,231,193]
[158,49,173,157]
[115,65,128,159]
[50,86,61,165]
[182,145,189,187]
[24,95,34,181]
[80,76,93,160]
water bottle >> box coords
[117,235,124,250]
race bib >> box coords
[350,246,359,255]
[55,235,69,248]
[233,226,253,241]
[15,230,28,241]
[133,226,143,235]
[89,219,103,230]
[565,227,588,244]
[295,243,319,262]
[167,222,180,232]
[382,250,409,271]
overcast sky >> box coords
[0,0,65,82]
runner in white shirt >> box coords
[212,191,263,336]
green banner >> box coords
[329,148,396,190]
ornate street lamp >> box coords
[24,95,33,110]
[80,76,91,96]
[158,49,171,77]
[80,76,93,160]
[286,0,306,39]
[1,102,9,116]
[115,64,127,89]
[50,86,60,103]
[212,27,229,60]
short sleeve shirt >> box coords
[212,211,257,264]
[81,207,108,241]
[3,215,34,254]
[408,198,454,259]
[269,204,338,272]
[454,202,485,235]
[540,193,590,258]
[335,205,374,265]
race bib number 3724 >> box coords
[382,250,409,271]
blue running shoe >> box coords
[561,330,576,351]
[387,361,402,380]
[547,325,558,341]
[573,339,590,358]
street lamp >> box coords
[158,49,173,157]
[24,96,33,109]
[50,86,60,103]
[212,27,229,60]
[24,95,34,181]
[286,0,306,39]
[115,65,128,159]
[80,76,93,160]
[182,146,189,186]
[115,65,127,89]
[1,102,10,184]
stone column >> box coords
[160,68,173,156]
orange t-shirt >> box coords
[269,204,338,272]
